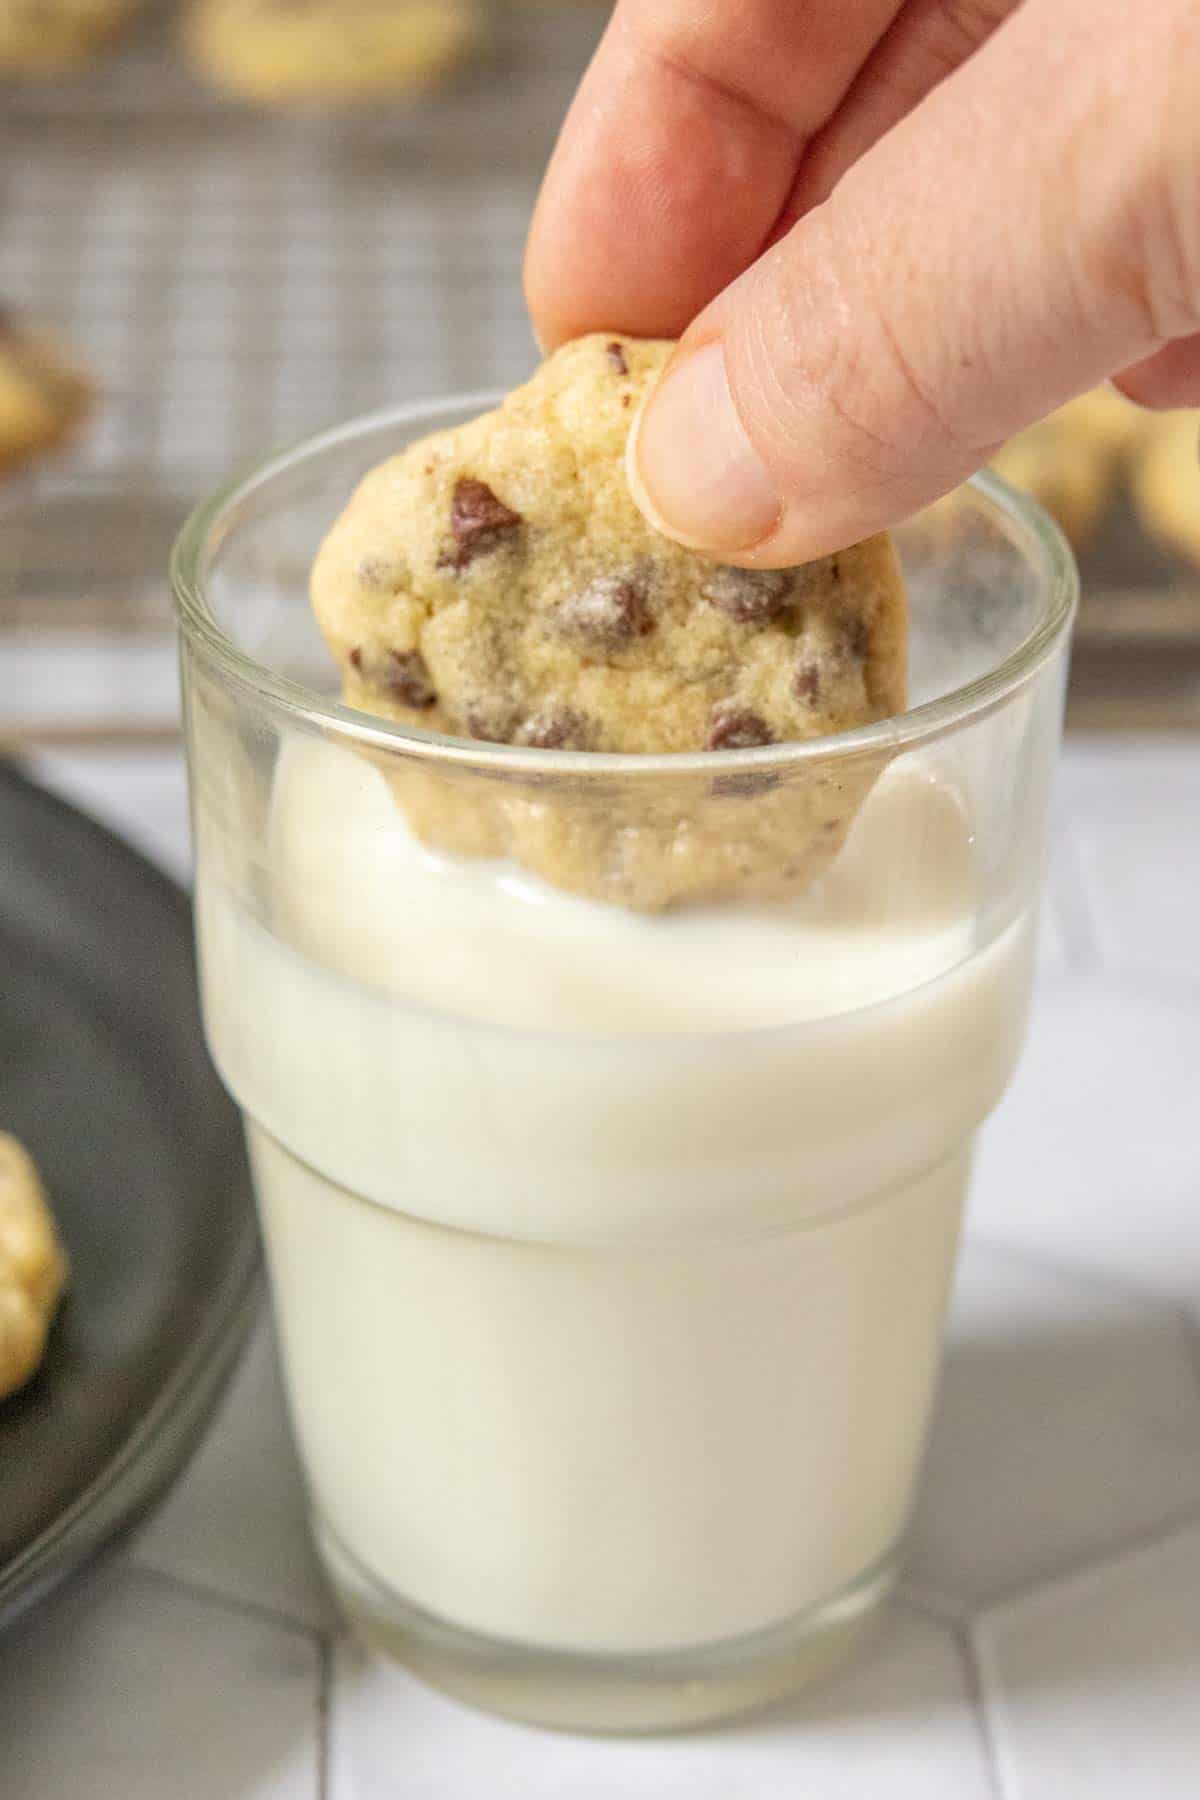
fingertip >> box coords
[624,396,718,554]
[627,338,784,555]
[522,233,569,358]
[624,341,894,568]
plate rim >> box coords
[0,757,261,1629]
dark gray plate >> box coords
[0,760,259,1631]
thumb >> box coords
[628,0,1200,564]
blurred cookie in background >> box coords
[1131,410,1200,569]
[181,0,487,104]
[0,1133,69,1402]
[0,308,92,474]
[0,0,139,71]
[991,386,1148,547]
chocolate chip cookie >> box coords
[182,0,485,103]
[0,308,91,474]
[312,334,908,909]
[0,0,137,70]
[0,1133,68,1401]
[1130,408,1200,567]
[990,386,1148,545]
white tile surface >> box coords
[979,1523,1200,1799]
[13,734,1200,1793]
[1059,736,1200,982]
[0,1566,321,1799]
[329,1607,993,1800]
[134,1311,336,1633]
[1034,896,1072,977]
[25,745,192,881]
[908,1244,1200,1613]
[968,968,1200,1301]
[4,637,182,742]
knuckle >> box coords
[1078,17,1200,344]
[1142,205,1200,342]
[1141,128,1200,339]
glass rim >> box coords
[171,393,1078,779]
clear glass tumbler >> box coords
[172,398,1076,1733]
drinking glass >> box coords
[173,399,1075,1731]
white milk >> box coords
[196,740,1033,1654]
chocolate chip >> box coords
[466,707,516,743]
[701,566,793,624]
[515,708,590,750]
[605,340,629,376]
[438,477,523,571]
[348,643,436,707]
[555,574,652,646]
[386,650,436,709]
[794,662,821,704]
[705,705,775,751]
[841,617,868,662]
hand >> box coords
[525,0,1200,563]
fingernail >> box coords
[628,340,782,552]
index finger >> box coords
[524,0,904,349]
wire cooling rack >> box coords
[2,2,1198,735]
[0,6,605,481]
[0,4,606,737]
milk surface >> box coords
[196,740,1033,1652]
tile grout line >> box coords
[979,1503,1200,1627]
[969,1617,1019,1800]
[956,1618,1005,1800]
[896,1593,1008,1798]
[903,1501,1200,1656]
[893,1582,966,1628]
[131,1555,331,1646]
[316,1633,334,1800]
[1180,1308,1200,1409]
